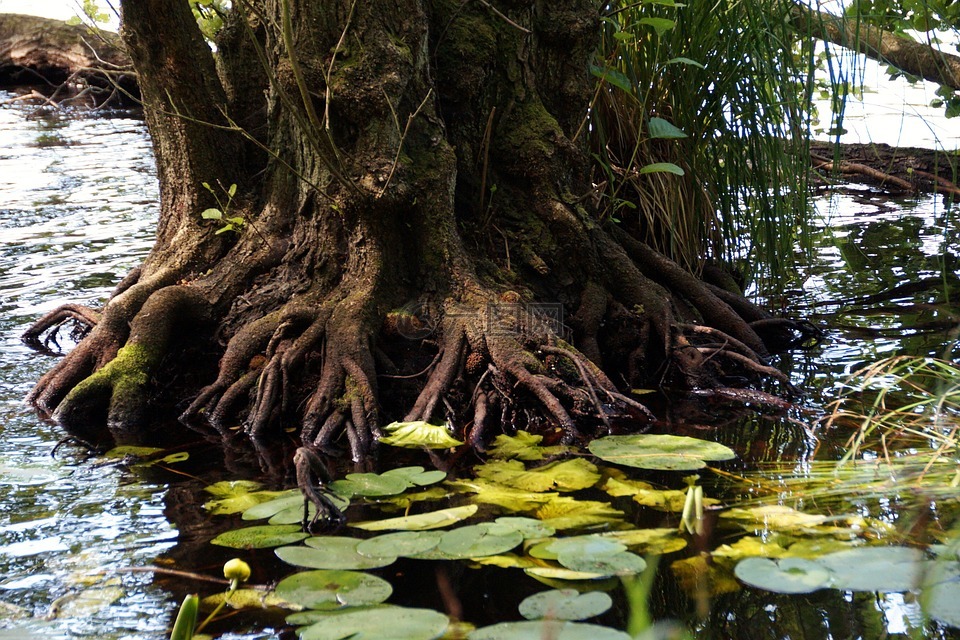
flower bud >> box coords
[223,558,251,583]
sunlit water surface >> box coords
[0,91,957,638]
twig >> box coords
[475,0,531,33]
[377,89,433,198]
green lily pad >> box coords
[200,588,296,611]
[518,589,612,621]
[210,524,309,549]
[276,538,396,570]
[381,466,448,486]
[588,434,736,470]
[734,557,832,594]
[487,517,556,539]
[379,421,464,449]
[204,485,282,516]
[437,523,525,559]
[330,472,411,498]
[446,479,558,512]
[274,570,392,609]
[356,531,444,558]
[474,459,601,492]
[923,560,960,628]
[298,605,450,640]
[0,464,63,486]
[598,529,687,555]
[559,550,647,576]
[817,546,927,592]
[242,491,303,520]
[720,505,828,531]
[48,586,124,618]
[469,620,630,639]
[351,504,478,531]
[102,446,165,459]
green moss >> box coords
[64,343,159,408]
[499,100,561,166]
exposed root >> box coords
[294,446,345,532]
[22,303,102,356]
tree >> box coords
[25,0,808,463]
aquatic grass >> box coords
[591,0,817,283]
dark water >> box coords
[0,94,957,639]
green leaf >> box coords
[588,434,735,470]
[637,162,685,176]
[227,183,237,197]
[350,504,479,531]
[536,497,624,530]
[169,594,198,640]
[200,588,296,611]
[380,421,464,449]
[664,56,704,68]
[518,589,612,621]
[474,458,601,492]
[734,557,831,594]
[210,524,309,549]
[446,479,558,512]
[487,517,555,539]
[330,472,411,498]
[381,466,447,486]
[276,537,397,570]
[274,570,392,609]
[201,208,223,220]
[637,17,676,36]
[589,65,634,94]
[817,546,927,592]
[242,491,304,520]
[437,523,525,559]
[647,117,688,140]
[487,430,571,461]
[924,560,960,628]
[298,606,450,640]
[355,531,444,559]
[720,505,828,531]
[469,620,631,639]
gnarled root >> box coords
[22,303,102,356]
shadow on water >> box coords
[1,93,959,638]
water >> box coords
[1,92,958,638]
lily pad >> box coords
[474,459,600,492]
[330,472,411,498]
[734,557,831,594]
[379,421,464,449]
[535,497,624,530]
[487,430,571,461]
[588,434,736,470]
[437,523,525,559]
[817,546,927,592]
[351,504,478,531]
[356,531,443,558]
[469,620,630,639]
[923,560,960,628]
[487,517,556,539]
[298,605,450,640]
[0,464,63,486]
[200,588,296,611]
[720,505,828,531]
[276,537,397,570]
[274,570,393,609]
[381,466,448,486]
[559,550,647,576]
[210,524,309,549]
[446,479,558,512]
[242,491,303,520]
[518,589,612,621]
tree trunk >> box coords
[25,0,808,463]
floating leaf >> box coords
[711,536,789,561]
[276,538,396,570]
[469,620,630,639]
[330,472,411,498]
[447,479,558,512]
[817,546,927,592]
[351,504,478,531]
[380,421,464,449]
[924,560,960,628]
[378,486,451,510]
[487,431,570,461]
[470,553,540,570]
[242,491,303,520]
[49,586,124,618]
[274,570,392,609]
[637,162,685,176]
[204,484,281,516]
[518,589,612,621]
[487,517,556,539]
[720,505,828,531]
[381,466,448,486]
[734,557,831,594]
[0,464,63,486]
[298,605,450,640]
[102,446,165,459]
[210,524,308,549]
[200,588,296,611]
[671,556,741,598]
[543,538,646,577]
[524,566,611,582]
[535,497,624,530]
[474,459,600,492]
[437,523,525,559]
[598,529,687,554]
[356,531,443,558]
[589,434,735,471]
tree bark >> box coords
[793,4,960,91]
[24,0,809,464]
